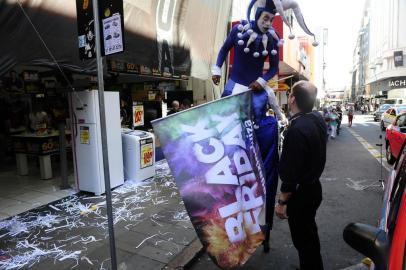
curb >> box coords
[340,263,369,270]
[164,238,204,270]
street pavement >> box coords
[187,112,388,270]
[0,161,201,270]
[0,112,389,270]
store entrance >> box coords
[0,70,76,220]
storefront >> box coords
[0,0,231,219]
[369,76,406,106]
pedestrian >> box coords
[322,108,331,139]
[329,108,339,139]
[348,105,354,127]
[336,105,343,135]
[168,100,180,115]
[180,99,191,110]
[276,81,326,270]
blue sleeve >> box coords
[215,26,238,68]
[262,43,279,81]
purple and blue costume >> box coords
[212,0,318,251]
[212,1,284,249]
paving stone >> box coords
[170,229,197,246]
[340,263,370,270]
[136,244,177,264]
[115,230,149,254]
[0,160,201,270]
[120,253,166,270]
[0,212,10,220]
[128,219,176,236]
[1,201,32,216]
[80,246,134,270]
[29,256,80,270]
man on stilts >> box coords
[212,0,318,252]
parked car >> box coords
[343,140,406,270]
[381,105,406,131]
[385,113,406,164]
[374,104,392,122]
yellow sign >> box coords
[80,126,90,144]
[140,143,153,168]
[133,105,144,127]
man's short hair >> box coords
[172,100,180,108]
[292,81,318,113]
[181,99,191,108]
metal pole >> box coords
[58,122,69,189]
[376,135,384,189]
[322,28,326,95]
[91,0,118,269]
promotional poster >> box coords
[152,92,267,269]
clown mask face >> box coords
[257,11,274,33]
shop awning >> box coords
[278,83,290,91]
[0,0,232,80]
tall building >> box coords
[350,0,370,103]
[355,0,406,105]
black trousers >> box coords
[287,181,324,270]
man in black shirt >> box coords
[276,81,327,270]
[168,100,180,115]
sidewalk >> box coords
[0,160,202,270]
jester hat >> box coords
[247,0,319,46]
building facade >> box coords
[354,0,406,105]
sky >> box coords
[298,0,366,91]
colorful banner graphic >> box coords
[133,104,144,127]
[152,92,266,269]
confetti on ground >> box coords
[0,160,190,270]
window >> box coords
[396,115,406,127]
[397,107,406,114]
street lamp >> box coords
[322,28,328,94]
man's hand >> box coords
[212,75,221,85]
[275,204,288,219]
[249,81,263,91]
[275,192,291,219]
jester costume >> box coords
[212,0,318,251]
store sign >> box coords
[156,0,176,75]
[76,0,96,59]
[394,51,404,67]
[107,60,189,81]
[102,13,124,55]
[75,0,124,59]
[140,138,154,169]
[133,104,144,127]
[370,76,406,93]
[22,70,39,82]
[388,78,406,89]
[152,91,267,269]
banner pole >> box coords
[91,0,118,269]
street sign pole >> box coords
[91,0,118,269]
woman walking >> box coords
[330,109,339,139]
